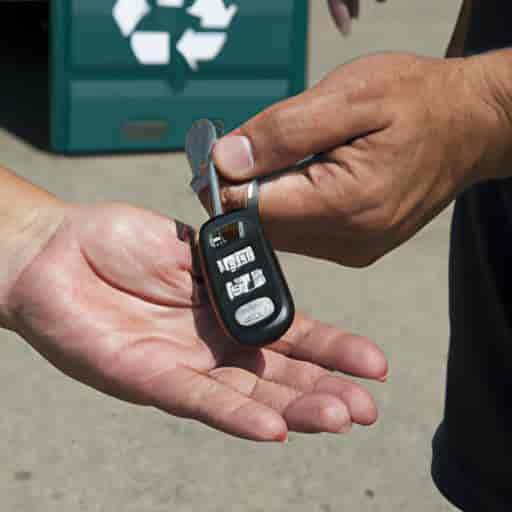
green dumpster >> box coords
[51,0,309,153]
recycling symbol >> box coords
[113,0,238,70]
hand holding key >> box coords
[213,53,500,267]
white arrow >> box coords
[187,0,238,30]
[113,0,151,37]
[157,0,184,6]
[177,29,227,70]
[131,31,171,65]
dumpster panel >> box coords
[51,1,309,153]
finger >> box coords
[224,349,378,425]
[213,74,386,181]
[225,346,326,391]
[210,367,351,433]
[270,313,388,381]
[283,393,352,433]
[314,374,378,425]
[220,308,388,382]
[220,158,351,225]
[145,365,288,442]
[218,163,388,266]
[208,169,331,258]
[218,152,393,266]
[328,0,353,35]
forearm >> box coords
[0,166,67,328]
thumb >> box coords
[213,74,382,183]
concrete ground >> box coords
[1,2,463,511]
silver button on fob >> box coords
[186,119,295,347]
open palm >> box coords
[8,202,387,441]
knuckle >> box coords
[307,162,345,212]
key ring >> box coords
[245,179,260,215]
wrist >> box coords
[0,168,70,330]
[463,50,512,181]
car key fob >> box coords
[186,119,295,347]
[197,181,295,347]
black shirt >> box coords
[432,2,512,510]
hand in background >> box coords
[328,0,387,35]
[5,201,387,441]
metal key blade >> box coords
[185,119,223,217]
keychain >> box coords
[186,119,295,347]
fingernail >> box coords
[330,2,352,36]
[214,136,255,176]
[379,372,389,383]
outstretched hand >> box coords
[6,202,387,441]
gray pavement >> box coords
[1,2,463,511]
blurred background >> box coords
[1,1,462,511]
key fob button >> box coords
[217,246,256,274]
[235,297,276,327]
[226,269,267,301]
